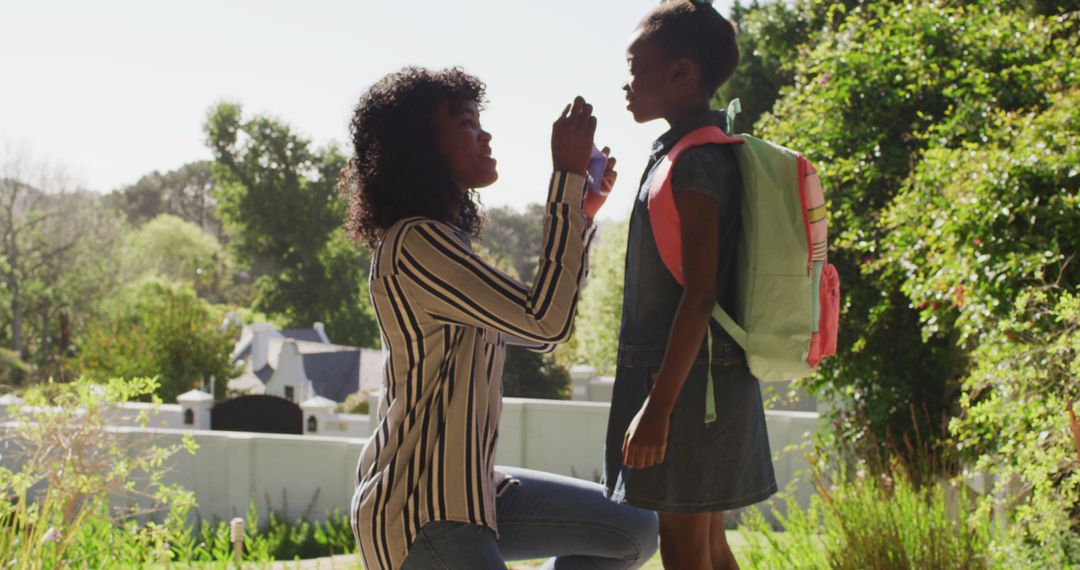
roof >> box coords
[303,350,361,402]
[281,329,324,343]
[230,325,328,363]
[229,345,362,403]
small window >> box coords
[307,415,317,433]
[183,408,194,425]
[285,386,295,401]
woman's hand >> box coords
[584,147,617,222]
[551,96,596,175]
[622,393,671,469]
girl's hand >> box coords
[551,96,597,175]
[622,394,671,469]
[584,147,617,222]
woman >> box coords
[340,66,658,570]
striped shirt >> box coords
[351,172,596,570]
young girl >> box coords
[604,3,777,569]
[341,67,658,570]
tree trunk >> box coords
[11,290,22,360]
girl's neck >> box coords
[663,99,712,128]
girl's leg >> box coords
[658,512,711,570]
[401,521,507,570]
[495,466,658,570]
[709,511,739,570]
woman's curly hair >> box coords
[341,67,487,246]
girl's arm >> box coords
[623,188,720,469]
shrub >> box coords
[739,461,997,569]
[0,377,197,569]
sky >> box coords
[0,0,734,221]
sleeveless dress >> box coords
[602,111,777,512]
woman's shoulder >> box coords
[383,216,436,239]
[385,217,469,244]
[376,217,467,265]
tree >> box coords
[572,220,628,375]
[125,214,237,303]
[478,204,546,282]
[0,147,127,382]
[104,161,222,238]
[203,102,378,348]
[717,0,1079,558]
[714,0,806,134]
[501,347,571,400]
[76,280,240,402]
[744,0,1077,456]
[881,88,1079,563]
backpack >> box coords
[648,102,840,423]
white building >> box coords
[225,318,383,404]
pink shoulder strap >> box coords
[647,126,743,285]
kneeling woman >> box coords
[342,67,658,570]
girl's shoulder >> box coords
[673,144,739,180]
[671,144,742,205]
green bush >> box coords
[740,462,997,569]
[949,290,1080,565]
[0,377,197,569]
[167,500,357,564]
[1,377,359,567]
[750,0,1078,466]
[76,280,240,402]
[502,347,571,400]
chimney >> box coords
[313,322,330,344]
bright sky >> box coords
[0,0,733,221]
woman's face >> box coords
[434,99,498,191]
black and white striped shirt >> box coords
[351,172,595,569]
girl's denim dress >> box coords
[603,111,777,513]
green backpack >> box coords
[648,102,840,423]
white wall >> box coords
[2,398,818,525]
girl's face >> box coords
[434,99,498,191]
[623,31,671,124]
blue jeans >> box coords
[401,467,659,569]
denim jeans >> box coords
[400,467,658,569]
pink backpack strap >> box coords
[647,126,743,285]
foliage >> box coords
[0,378,360,567]
[879,88,1079,347]
[125,214,238,304]
[739,462,999,570]
[176,501,358,563]
[572,220,628,376]
[478,204,546,282]
[336,389,372,415]
[867,17,1079,559]
[0,148,130,383]
[748,0,1078,461]
[502,346,571,400]
[950,290,1080,565]
[204,102,379,348]
[0,377,198,569]
[715,0,806,134]
[103,160,222,238]
[76,280,240,402]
